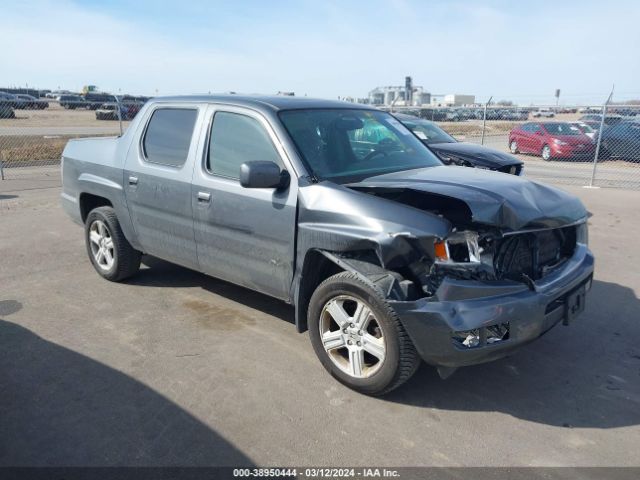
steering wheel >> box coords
[363,149,389,162]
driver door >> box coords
[191,106,298,300]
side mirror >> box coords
[239,161,290,189]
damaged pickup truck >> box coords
[61,96,594,395]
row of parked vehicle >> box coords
[394,113,640,168]
[508,116,640,161]
[0,90,149,121]
[402,107,531,122]
[57,93,150,112]
[0,91,49,110]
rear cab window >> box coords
[142,108,198,167]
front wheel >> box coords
[509,139,519,154]
[85,206,141,281]
[541,144,552,161]
[308,272,420,395]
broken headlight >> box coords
[437,153,473,168]
[434,231,481,264]
[576,221,588,246]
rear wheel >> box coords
[85,207,141,281]
[541,144,552,161]
[308,272,420,395]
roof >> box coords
[150,94,376,112]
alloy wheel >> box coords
[319,295,386,378]
[89,220,115,271]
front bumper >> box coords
[390,244,594,368]
[551,144,595,158]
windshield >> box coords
[397,117,457,144]
[543,123,581,135]
[279,109,442,182]
[572,123,594,133]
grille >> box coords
[494,226,577,281]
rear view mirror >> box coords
[334,116,364,131]
[240,161,290,189]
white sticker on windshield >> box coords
[414,131,427,140]
[387,117,411,134]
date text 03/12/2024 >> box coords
[232,468,401,478]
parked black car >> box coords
[15,94,48,109]
[579,114,623,126]
[395,113,524,175]
[0,100,15,118]
[599,121,640,161]
[0,92,26,109]
[58,95,89,109]
[84,92,117,110]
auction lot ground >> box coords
[1,177,639,467]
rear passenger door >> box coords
[191,106,298,300]
[124,104,205,270]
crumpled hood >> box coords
[346,166,587,231]
[429,142,523,167]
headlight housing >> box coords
[576,221,589,246]
[553,138,568,146]
[434,231,481,264]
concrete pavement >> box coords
[1,180,639,466]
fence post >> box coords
[0,151,4,181]
[589,86,614,187]
[115,95,123,136]
[481,96,492,145]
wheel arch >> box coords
[294,249,412,333]
[79,192,113,223]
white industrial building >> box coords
[367,77,475,107]
[368,77,431,106]
[443,94,475,106]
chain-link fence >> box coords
[386,102,640,189]
[0,94,137,181]
[2,91,640,189]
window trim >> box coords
[139,106,199,169]
[203,107,286,181]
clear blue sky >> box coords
[3,0,639,104]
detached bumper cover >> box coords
[390,244,594,368]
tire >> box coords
[85,206,141,282]
[598,143,611,160]
[541,144,552,161]
[308,271,420,395]
[509,139,519,154]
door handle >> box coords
[197,191,211,202]
[128,176,138,185]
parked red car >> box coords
[509,122,594,160]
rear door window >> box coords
[142,108,198,167]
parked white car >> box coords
[532,108,555,118]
